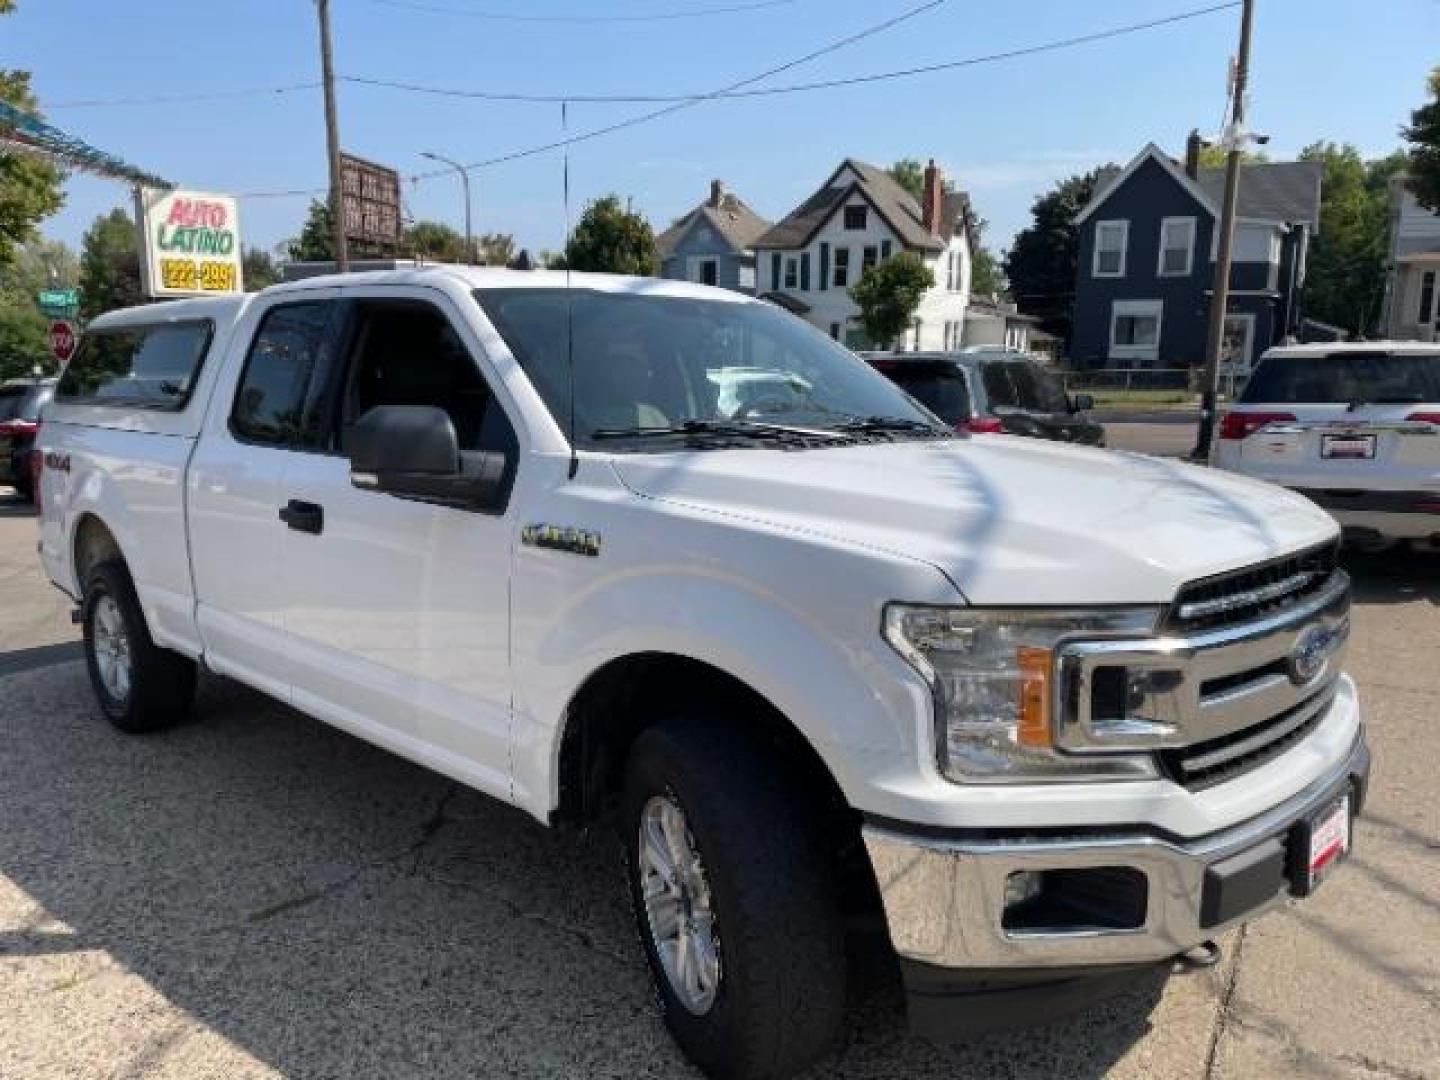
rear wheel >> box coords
[82,560,196,733]
[623,716,846,1079]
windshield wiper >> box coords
[590,418,846,445]
[829,415,950,438]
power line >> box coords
[235,0,1240,200]
[240,0,947,197]
[46,82,320,110]
[365,0,798,22]
[342,2,1240,105]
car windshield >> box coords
[0,389,25,422]
[473,288,946,448]
[1243,351,1440,404]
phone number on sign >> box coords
[160,258,238,292]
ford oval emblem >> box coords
[1289,624,1338,685]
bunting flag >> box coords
[0,100,172,189]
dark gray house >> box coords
[1069,140,1322,377]
[656,181,770,294]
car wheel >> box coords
[623,716,846,1079]
[82,560,196,733]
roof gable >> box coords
[754,157,965,251]
[656,191,771,258]
[1074,143,1217,225]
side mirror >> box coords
[1071,392,1095,413]
[348,405,507,510]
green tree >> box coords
[1298,142,1406,336]
[0,303,47,380]
[565,195,657,275]
[242,247,280,290]
[967,216,1005,298]
[1403,67,1440,212]
[286,199,334,262]
[849,251,934,348]
[1195,144,1269,169]
[78,208,143,321]
[405,219,466,261]
[887,158,925,201]
[0,4,65,267]
[1003,167,1111,340]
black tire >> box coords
[622,717,846,1080]
[81,559,196,734]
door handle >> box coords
[279,499,324,535]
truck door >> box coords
[275,290,518,802]
[189,298,344,700]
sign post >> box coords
[48,320,77,365]
[135,187,245,298]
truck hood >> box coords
[609,435,1338,605]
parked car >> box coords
[1211,343,1440,551]
[865,348,1105,445]
[37,271,1365,1080]
[0,377,56,500]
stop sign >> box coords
[49,320,77,364]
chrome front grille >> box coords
[1166,542,1340,634]
[1055,569,1351,790]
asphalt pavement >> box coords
[0,488,1436,1079]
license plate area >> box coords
[1288,794,1351,896]
[1320,433,1376,460]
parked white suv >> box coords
[1212,342,1440,550]
[36,269,1368,1079]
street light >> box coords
[421,151,473,264]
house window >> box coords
[833,247,850,288]
[829,322,840,340]
[1420,270,1436,325]
[1093,220,1128,278]
[1157,217,1195,277]
[698,259,718,286]
[1109,299,1162,361]
[784,257,798,289]
[862,245,878,271]
[844,205,867,230]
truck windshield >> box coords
[473,288,944,448]
[1243,351,1440,404]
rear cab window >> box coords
[56,321,214,410]
[876,363,972,426]
[1244,351,1440,404]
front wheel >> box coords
[82,560,196,733]
[623,717,846,1079]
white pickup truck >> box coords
[37,268,1368,1079]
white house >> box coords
[1382,177,1440,342]
[751,159,972,351]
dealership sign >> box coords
[136,188,244,297]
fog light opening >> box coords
[1002,867,1148,935]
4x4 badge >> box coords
[521,523,601,557]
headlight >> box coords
[883,605,1162,783]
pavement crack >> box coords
[1202,925,1247,1079]
[1334,1052,1434,1080]
[418,866,635,968]
[407,783,459,873]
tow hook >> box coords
[1175,940,1223,970]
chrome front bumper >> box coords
[863,731,1370,970]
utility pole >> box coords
[1193,0,1255,459]
[421,151,473,263]
[316,0,349,272]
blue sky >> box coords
[6,0,1439,262]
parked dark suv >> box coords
[0,378,56,500]
[865,349,1105,445]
